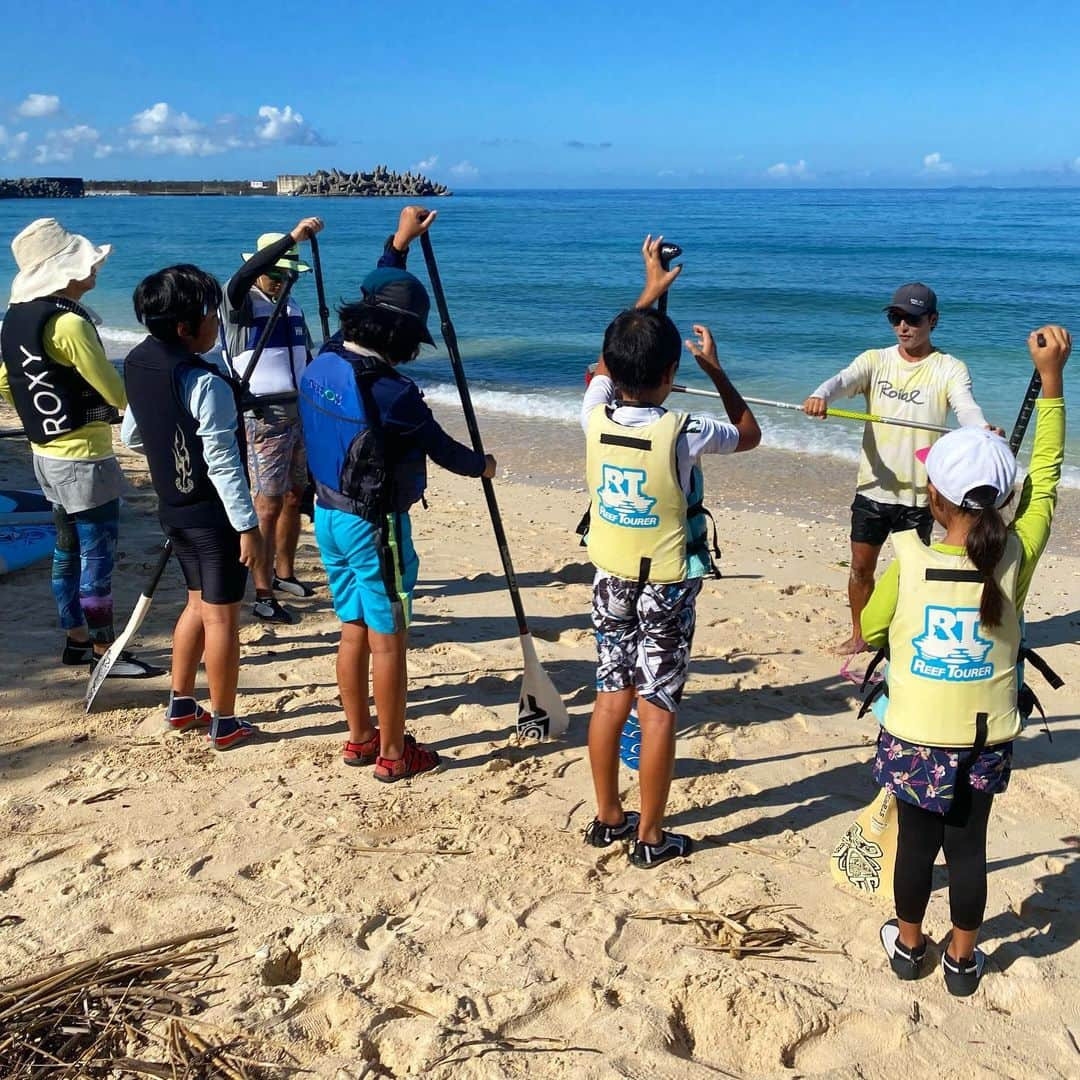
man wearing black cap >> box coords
[803,283,996,654]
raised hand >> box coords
[685,324,721,374]
[638,234,683,307]
[394,206,438,251]
[290,217,324,243]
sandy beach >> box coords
[0,406,1077,1079]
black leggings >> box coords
[894,785,994,932]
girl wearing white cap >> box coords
[860,326,1069,996]
[0,218,160,679]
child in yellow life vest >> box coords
[581,236,761,869]
[863,326,1069,996]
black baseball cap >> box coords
[359,267,435,345]
[884,282,937,318]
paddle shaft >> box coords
[1008,371,1042,455]
[309,234,332,343]
[420,233,530,636]
[671,383,951,434]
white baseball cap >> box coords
[916,427,1017,510]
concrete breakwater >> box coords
[0,167,450,198]
[278,166,450,197]
[0,177,84,198]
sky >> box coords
[1,1,1078,188]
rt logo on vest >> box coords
[597,465,658,528]
[910,605,994,682]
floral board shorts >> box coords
[245,415,308,497]
[591,572,702,713]
[872,728,1013,815]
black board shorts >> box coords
[166,525,247,605]
[850,494,932,548]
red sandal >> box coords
[342,731,380,766]
[373,734,440,783]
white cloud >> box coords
[415,154,438,171]
[3,99,333,161]
[130,102,203,136]
[0,125,29,161]
[17,93,60,118]
[450,159,479,178]
[33,124,100,164]
[255,104,327,146]
[126,132,237,157]
[766,159,810,179]
[922,151,954,174]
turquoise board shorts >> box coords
[314,504,418,634]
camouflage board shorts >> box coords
[245,415,308,497]
[591,572,702,712]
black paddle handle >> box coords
[419,232,530,637]
[1008,370,1043,456]
[310,234,332,343]
[657,241,680,316]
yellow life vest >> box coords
[884,529,1022,748]
[585,405,689,584]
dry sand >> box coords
[0,407,1077,1079]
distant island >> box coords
[0,167,451,199]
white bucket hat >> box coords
[916,427,1017,510]
[9,218,112,304]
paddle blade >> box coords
[84,593,154,712]
[830,787,897,899]
[515,633,570,740]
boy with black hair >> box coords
[122,265,261,750]
[298,208,495,782]
[582,236,761,868]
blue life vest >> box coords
[298,344,389,522]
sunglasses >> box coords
[887,310,927,327]
[263,269,288,283]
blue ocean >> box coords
[1,189,1077,483]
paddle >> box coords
[309,234,332,344]
[672,384,952,434]
[85,270,300,712]
[419,231,569,740]
[830,345,1048,897]
[614,240,683,768]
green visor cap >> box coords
[242,231,310,273]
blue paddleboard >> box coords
[0,490,56,574]
[620,702,641,770]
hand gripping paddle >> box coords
[420,232,569,740]
[830,342,1047,897]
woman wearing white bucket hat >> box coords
[860,325,1070,997]
[0,218,162,679]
